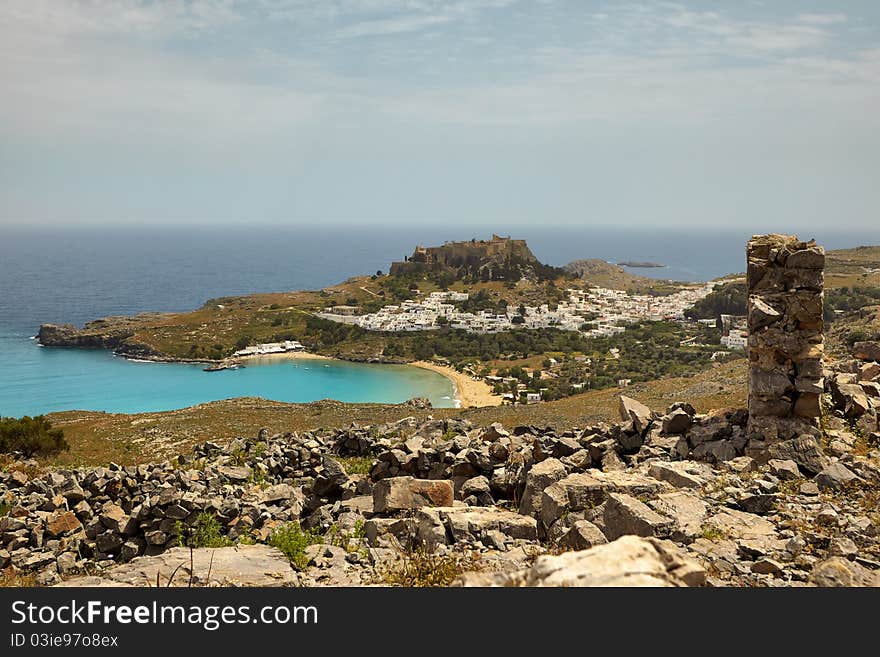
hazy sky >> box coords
[1,1,878,230]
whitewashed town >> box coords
[318,283,725,340]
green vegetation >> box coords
[175,513,233,549]
[685,282,746,320]
[0,415,69,458]
[268,522,323,570]
[825,286,880,322]
[338,456,373,475]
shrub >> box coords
[176,513,232,549]
[378,547,480,587]
[268,522,322,570]
[0,415,69,458]
[338,456,373,476]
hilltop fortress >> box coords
[389,234,558,281]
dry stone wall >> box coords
[746,234,825,450]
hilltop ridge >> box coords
[390,234,563,282]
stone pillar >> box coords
[746,234,825,449]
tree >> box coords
[0,415,69,457]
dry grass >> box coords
[0,568,37,587]
[377,547,482,587]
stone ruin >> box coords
[746,234,825,452]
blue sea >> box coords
[1,225,877,416]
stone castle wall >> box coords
[746,234,825,448]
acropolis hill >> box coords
[389,234,560,281]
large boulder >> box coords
[619,396,653,434]
[766,436,829,475]
[603,493,673,540]
[372,477,453,514]
[809,557,880,587]
[456,536,705,587]
[55,546,298,587]
[416,506,537,548]
[815,462,861,491]
[518,458,567,517]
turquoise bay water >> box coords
[1,344,455,416]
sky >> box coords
[1,1,879,231]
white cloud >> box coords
[335,14,451,38]
[797,13,848,26]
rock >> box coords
[99,504,132,535]
[372,477,453,513]
[766,436,828,475]
[749,297,782,330]
[704,508,778,541]
[815,462,861,491]
[648,492,707,542]
[217,465,252,482]
[518,458,567,517]
[829,537,859,559]
[96,532,124,553]
[56,551,78,576]
[58,480,85,504]
[619,396,653,434]
[737,493,777,516]
[648,461,707,489]
[662,409,693,435]
[767,459,802,480]
[415,506,537,548]
[457,536,705,587]
[480,422,509,442]
[313,458,349,497]
[460,476,492,505]
[751,558,784,575]
[603,493,673,540]
[56,546,298,587]
[809,557,880,587]
[853,341,880,362]
[562,520,608,550]
[859,362,880,382]
[260,484,297,504]
[45,511,81,538]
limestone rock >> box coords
[619,396,653,434]
[457,536,705,587]
[56,545,298,587]
[372,477,453,513]
[809,557,880,587]
[603,493,673,540]
[45,511,81,538]
[815,462,861,491]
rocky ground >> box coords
[2,346,880,587]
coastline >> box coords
[410,361,503,409]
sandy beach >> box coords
[411,361,503,408]
[232,352,502,408]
